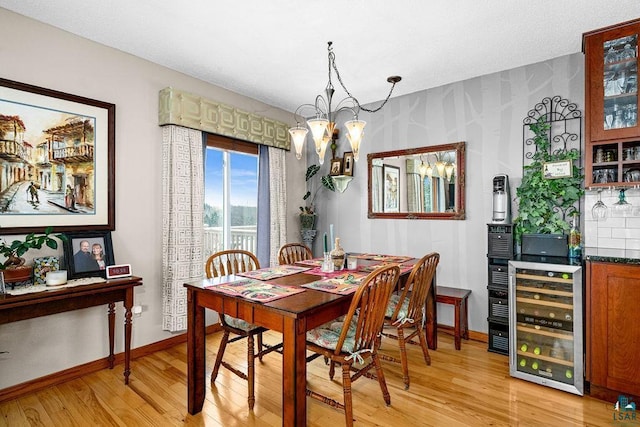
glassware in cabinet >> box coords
[588,140,640,186]
[508,259,583,395]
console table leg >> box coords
[123,288,133,385]
[108,302,115,369]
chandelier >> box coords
[289,42,401,165]
[418,152,455,181]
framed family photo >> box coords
[343,151,354,176]
[0,78,115,235]
[63,231,114,279]
[329,158,343,176]
[383,164,400,213]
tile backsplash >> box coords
[584,188,640,258]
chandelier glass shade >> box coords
[289,41,401,165]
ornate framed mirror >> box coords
[367,141,466,220]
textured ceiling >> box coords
[2,1,640,113]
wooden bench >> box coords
[436,286,472,350]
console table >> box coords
[0,276,143,385]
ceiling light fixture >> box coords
[289,41,401,165]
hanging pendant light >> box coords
[289,42,401,164]
[445,163,455,181]
[418,156,428,180]
[288,125,308,160]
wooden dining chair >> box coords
[305,264,400,427]
[277,242,313,265]
[205,249,282,410]
[381,252,440,389]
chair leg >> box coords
[211,330,230,383]
[416,326,431,366]
[372,353,391,406]
[396,327,410,390]
[247,334,256,410]
[341,363,354,427]
[329,359,336,380]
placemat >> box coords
[205,278,304,302]
[358,260,416,274]
[236,265,310,280]
[295,258,324,267]
[353,254,412,263]
[305,266,360,278]
[301,272,368,295]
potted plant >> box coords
[0,226,67,283]
[300,164,335,230]
[514,118,584,245]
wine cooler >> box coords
[508,259,583,395]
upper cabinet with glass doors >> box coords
[584,19,640,187]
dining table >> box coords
[184,254,437,426]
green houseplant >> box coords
[514,118,584,244]
[0,227,67,283]
[300,164,335,229]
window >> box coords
[204,134,258,255]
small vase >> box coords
[300,213,317,230]
[330,238,345,270]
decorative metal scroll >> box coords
[522,95,582,167]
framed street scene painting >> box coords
[0,78,115,234]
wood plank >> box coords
[0,331,616,426]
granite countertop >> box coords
[583,247,640,265]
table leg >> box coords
[426,277,437,350]
[187,289,206,415]
[123,288,134,385]
[282,316,307,426]
[462,297,469,340]
[108,302,115,369]
[453,302,462,351]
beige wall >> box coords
[0,8,305,389]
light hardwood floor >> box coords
[0,332,618,426]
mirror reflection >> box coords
[367,142,466,220]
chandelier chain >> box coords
[330,54,399,113]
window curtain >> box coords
[256,146,270,267]
[161,125,204,332]
[406,172,422,212]
[267,146,286,267]
[372,165,383,212]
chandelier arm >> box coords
[294,103,322,123]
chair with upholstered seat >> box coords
[277,242,313,265]
[205,249,282,409]
[381,252,440,389]
[305,264,400,427]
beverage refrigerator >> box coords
[508,258,583,395]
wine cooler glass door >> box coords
[508,260,583,395]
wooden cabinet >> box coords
[583,19,640,187]
[586,261,640,401]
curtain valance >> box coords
[158,87,290,150]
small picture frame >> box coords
[63,231,114,279]
[343,152,354,176]
[543,160,572,179]
[383,164,400,213]
[330,158,343,176]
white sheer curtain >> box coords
[161,125,204,332]
[406,172,422,212]
[268,146,286,267]
[372,165,383,212]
